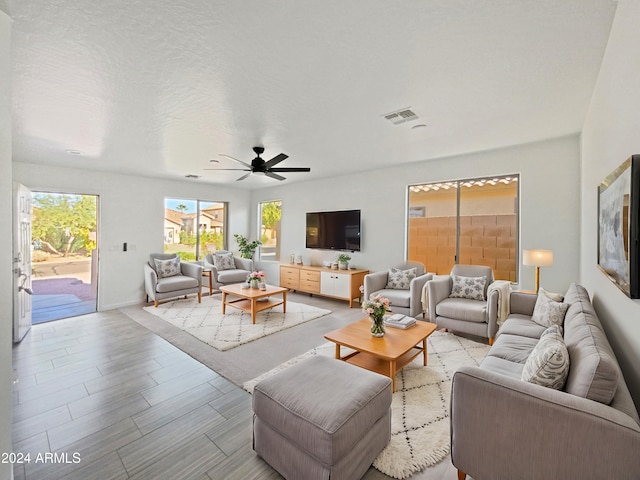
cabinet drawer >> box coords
[280,267,299,289]
[299,278,320,293]
[300,270,320,282]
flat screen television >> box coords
[306,209,361,252]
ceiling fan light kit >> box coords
[205,146,311,181]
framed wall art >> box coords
[597,154,640,298]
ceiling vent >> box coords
[383,107,419,125]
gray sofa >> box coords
[451,283,640,480]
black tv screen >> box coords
[306,209,361,251]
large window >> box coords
[259,200,282,261]
[164,198,226,260]
[407,175,519,282]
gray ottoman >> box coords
[252,355,392,480]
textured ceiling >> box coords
[9,0,617,188]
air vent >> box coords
[383,107,419,125]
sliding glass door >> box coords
[408,175,519,281]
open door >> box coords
[13,183,32,343]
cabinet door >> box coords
[333,273,351,298]
[320,271,334,296]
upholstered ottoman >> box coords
[252,355,392,480]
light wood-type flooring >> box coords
[12,292,464,480]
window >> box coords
[164,198,226,261]
[259,200,282,261]
[407,175,519,282]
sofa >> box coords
[451,283,640,480]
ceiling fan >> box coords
[205,146,311,181]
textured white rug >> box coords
[143,295,331,351]
[244,330,490,479]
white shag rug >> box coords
[244,330,490,479]
[143,294,331,351]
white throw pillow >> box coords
[214,252,235,271]
[521,326,570,390]
[539,287,564,302]
[154,257,181,278]
[449,274,486,301]
[531,292,569,327]
[386,267,417,290]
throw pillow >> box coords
[214,252,235,271]
[449,274,486,301]
[386,267,417,290]
[531,293,570,327]
[539,287,564,302]
[154,257,181,279]
[540,323,563,339]
[521,326,570,390]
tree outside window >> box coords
[260,201,281,262]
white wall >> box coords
[581,0,640,408]
[0,8,12,480]
[12,163,252,310]
[252,135,581,294]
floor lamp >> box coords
[523,249,554,293]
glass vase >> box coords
[370,314,385,337]
[250,279,259,288]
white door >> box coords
[13,183,32,343]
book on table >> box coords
[384,313,416,329]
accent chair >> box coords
[204,251,254,290]
[144,253,202,307]
[427,264,498,344]
[363,261,432,318]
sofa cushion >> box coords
[156,275,198,293]
[154,257,181,278]
[373,289,411,308]
[497,316,547,340]
[479,355,525,380]
[213,252,235,271]
[488,334,539,363]
[449,274,486,301]
[521,326,570,390]
[435,297,487,323]
[386,267,416,290]
[217,269,251,284]
[564,312,619,404]
[531,292,569,327]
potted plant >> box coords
[336,253,351,270]
[234,234,262,259]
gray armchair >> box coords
[144,253,202,307]
[363,261,432,318]
[204,252,254,290]
[427,264,498,344]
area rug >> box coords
[244,330,491,479]
[143,294,331,351]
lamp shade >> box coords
[523,249,554,267]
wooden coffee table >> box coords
[324,318,437,392]
[219,284,288,324]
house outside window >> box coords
[407,175,519,282]
[164,198,226,260]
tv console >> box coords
[279,264,369,308]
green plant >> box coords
[234,234,262,259]
[336,253,351,264]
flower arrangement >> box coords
[362,294,390,337]
[248,270,265,281]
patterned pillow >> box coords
[386,267,417,290]
[154,257,181,278]
[213,252,236,271]
[521,326,570,390]
[531,292,570,327]
[449,274,486,301]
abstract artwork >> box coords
[597,155,640,298]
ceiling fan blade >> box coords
[269,167,311,173]
[265,171,286,181]
[263,153,288,169]
[203,168,251,171]
[219,154,251,168]
[236,172,252,181]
